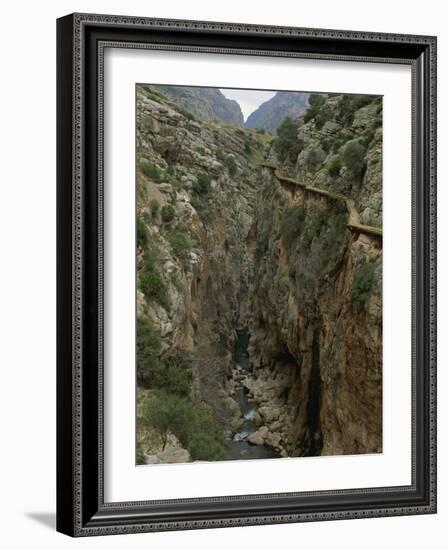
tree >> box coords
[273,117,301,162]
[142,392,192,450]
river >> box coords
[224,331,281,461]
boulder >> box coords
[265,431,282,449]
[247,426,269,446]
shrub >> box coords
[352,261,376,304]
[337,94,373,126]
[140,270,167,305]
[303,93,326,123]
[314,108,333,130]
[224,155,237,176]
[186,406,225,461]
[326,154,343,177]
[281,205,306,249]
[137,316,193,395]
[160,350,194,397]
[149,198,159,217]
[216,148,226,162]
[191,195,213,224]
[138,158,164,182]
[136,442,146,465]
[136,317,162,386]
[177,106,196,120]
[193,172,212,195]
[161,204,175,223]
[343,140,366,179]
[137,217,148,249]
[167,232,191,263]
[140,392,224,460]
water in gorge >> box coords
[224,331,281,461]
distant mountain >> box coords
[154,85,244,126]
[245,91,310,133]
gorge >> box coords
[135,84,383,465]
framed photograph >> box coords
[57,13,437,536]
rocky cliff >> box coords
[135,84,268,463]
[248,93,383,456]
[246,91,310,133]
[152,84,245,126]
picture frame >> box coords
[56,12,437,536]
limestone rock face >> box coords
[152,84,245,126]
[248,93,383,457]
[136,85,265,440]
[246,91,310,132]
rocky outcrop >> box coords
[246,91,310,132]
[152,84,245,126]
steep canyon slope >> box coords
[136,85,382,463]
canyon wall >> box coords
[136,85,267,461]
[249,94,383,456]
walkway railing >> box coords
[261,163,382,243]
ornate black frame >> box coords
[56,13,437,537]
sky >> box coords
[220,88,276,121]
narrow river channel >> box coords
[224,331,281,461]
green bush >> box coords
[137,217,148,249]
[177,106,196,120]
[140,85,164,102]
[136,317,162,386]
[224,155,237,176]
[216,148,226,162]
[326,154,343,177]
[138,158,164,182]
[149,198,159,217]
[281,205,306,250]
[314,108,333,130]
[167,232,191,263]
[161,204,175,223]
[191,195,213,224]
[352,261,376,304]
[136,442,146,465]
[192,172,212,195]
[161,350,194,397]
[140,392,224,461]
[343,140,366,179]
[186,406,225,461]
[303,93,326,123]
[140,270,167,305]
[337,94,373,126]
[137,318,193,395]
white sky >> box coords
[220,88,276,121]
